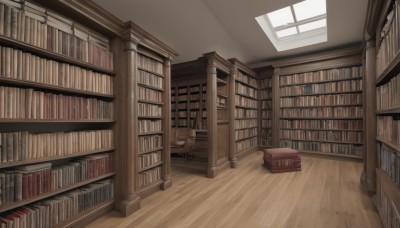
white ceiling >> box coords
[93,0,367,66]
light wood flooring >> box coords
[87,151,382,228]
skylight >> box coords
[255,0,327,52]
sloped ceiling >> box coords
[93,0,367,66]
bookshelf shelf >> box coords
[376,108,400,115]
[236,135,258,142]
[299,150,363,160]
[236,92,258,100]
[235,117,259,120]
[138,67,164,78]
[138,116,163,119]
[235,105,258,110]
[0,172,116,213]
[139,147,165,155]
[280,128,363,132]
[0,78,115,99]
[0,119,116,123]
[236,80,259,90]
[138,100,164,106]
[138,131,164,136]
[235,126,258,130]
[279,76,363,88]
[280,90,363,98]
[139,179,163,193]
[138,83,164,92]
[376,50,400,86]
[280,138,363,144]
[281,104,363,108]
[280,117,363,120]
[377,138,400,153]
[0,35,115,75]
[139,161,164,172]
[0,147,115,169]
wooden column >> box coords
[115,31,141,216]
[272,67,281,148]
[229,64,238,168]
[161,57,172,189]
[207,56,218,178]
[361,39,377,193]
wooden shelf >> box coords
[217,78,228,85]
[299,150,363,160]
[138,67,164,78]
[280,138,363,144]
[0,35,115,75]
[280,104,363,108]
[0,172,116,213]
[0,119,115,123]
[279,77,363,88]
[139,147,164,155]
[377,138,400,153]
[139,179,163,194]
[376,50,400,86]
[280,90,363,98]
[217,93,228,98]
[0,78,114,99]
[138,100,164,106]
[235,117,259,120]
[138,131,164,136]
[375,168,400,209]
[139,161,164,172]
[138,116,163,119]
[376,108,400,115]
[235,126,258,130]
[235,135,258,142]
[280,128,363,132]
[280,117,363,120]
[138,83,164,92]
[0,147,115,169]
[235,80,259,90]
[235,92,258,100]
[217,120,229,124]
[217,105,228,109]
[235,105,258,110]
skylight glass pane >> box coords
[267,6,294,27]
[298,19,326,32]
[293,0,326,21]
[276,27,298,38]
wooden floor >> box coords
[87,151,382,228]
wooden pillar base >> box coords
[161,179,172,190]
[115,196,141,217]
[360,172,376,195]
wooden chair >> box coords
[170,128,196,158]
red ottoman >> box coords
[263,148,301,173]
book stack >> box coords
[263,148,301,173]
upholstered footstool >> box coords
[263,148,301,173]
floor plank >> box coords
[87,151,382,228]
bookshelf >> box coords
[171,52,232,177]
[270,47,364,159]
[366,0,400,225]
[229,58,260,165]
[0,0,117,226]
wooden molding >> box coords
[228,58,257,77]
[203,52,232,73]
[115,197,141,217]
[363,0,384,39]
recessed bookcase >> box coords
[0,0,177,224]
[171,52,232,177]
[271,47,364,159]
[228,58,260,165]
[0,0,116,226]
[368,0,400,226]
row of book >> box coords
[189,110,206,118]
[0,46,113,95]
[279,66,363,86]
[376,1,400,76]
[375,178,400,228]
[281,107,363,118]
[235,95,258,109]
[176,111,187,118]
[138,54,163,76]
[236,137,257,152]
[280,140,363,156]
[0,86,113,119]
[260,78,272,89]
[0,179,114,227]
[377,115,400,146]
[138,135,163,154]
[235,119,258,129]
[0,0,114,70]
[261,100,272,109]
[138,87,163,103]
[172,119,189,128]
[138,70,164,90]
[280,79,362,96]
[236,71,258,88]
[260,90,272,100]
[139,167,161,188]
[379,143,400,186]
[261,129,272,138]
[280,119,363,130]
[176,87,188,94]
[280,130,363,143]
[261,110,272,119]
[376,73,400,110]
[139,151,161,171]
[0,130,113,164]
[280,93,362,107]
[235,108,258,119]
[0,153,113,205]
[262,119,272,128]
[235,128,257,141]
[138,103,162,118]
[235,82,258,98]
[261,138,273,147]
[138,120,162,134]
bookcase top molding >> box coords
[203,51,232,74]
[228,58,257,78]
[271,45,362,75]
[363,0,384,39]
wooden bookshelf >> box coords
[364,0,400,225]
[229,58,260,165]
